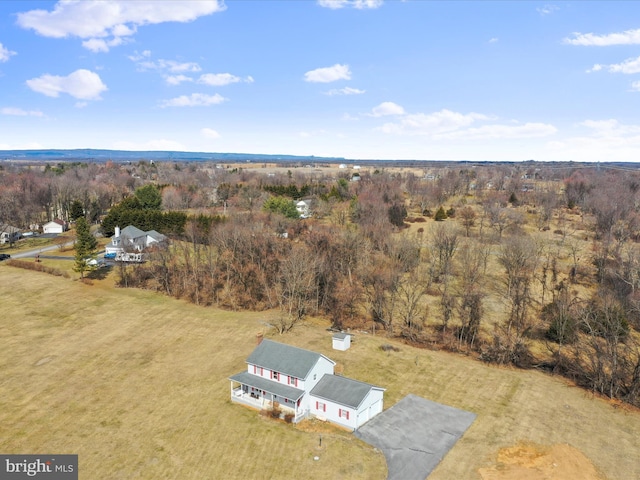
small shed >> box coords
[332,332,351,351]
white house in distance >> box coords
[229,339,385,430]
[295,200,311,218]
[0,224,21,244]
[105,225,167,256]
[42,219,66,234]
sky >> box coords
[1,1,640,162]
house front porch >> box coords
[229,373,307,422]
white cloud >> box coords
[16,1,225,52]
[138,59,201,73]
[304,64,351,83]
[580,119,640,136]
[564,28,640,46]
[1,107,44,117]
[201,127,221,139]
[371,101,405,117]
[324,87,365,96]
[0,42,16,62]
[82,36,127,53]
[631,81,640,92]
[537,4,559,16]
[128,50,151,62]
[318,0,383,9]
[198,73,253,86]
[0,142,43,149]
[488,37,498,44]
[26,69,107,100]
[113,139,187,151]
[603,55,640,74]
[160,93,227,107]
[166,75,193,86]
[546,119,640,161]
[437,122,557,140]
[588,56,640,75]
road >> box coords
[10,241,77,259]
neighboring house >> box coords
[0,224,21,244]
[105,225,167,256]
[230,339,385,430]
[42,219,66,234]
[295,200,311,218]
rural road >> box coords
[10,241,76,259]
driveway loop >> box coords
[355,394,476,480]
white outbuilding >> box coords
[332,332,351,351]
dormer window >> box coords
[272,371,280,381]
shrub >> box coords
[434,206,447,221]
[269,407,282,419]
[414,217,427,223]
[379,343,400,352]
[284,413,295,423]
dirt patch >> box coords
[478,442,606,480]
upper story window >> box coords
[272,371,280,381]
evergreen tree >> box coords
[135,184,162,210]
[263,196,300,219]
[434,206,448,221]
[69,200,84,221]
[74,217,98,279]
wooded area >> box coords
[2,159,640,408]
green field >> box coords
[1,265,639,479]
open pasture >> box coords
[0,266,638,479]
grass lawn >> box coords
[0,265,639,479]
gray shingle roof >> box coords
[246,339,334,380]
[146,230,166,242]
[229,371,305,401]
[310,374,384,409]
[120,225,146,239]
[333,332,349,340]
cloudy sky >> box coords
[1,1,640,161]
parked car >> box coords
[104,252,117,259]
[0,253,11,261]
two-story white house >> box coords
[229,339,385,430]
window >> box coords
[339,408,350,420]
[288,376,297,386]
[313,374,317,381]
[316,401,326,412]
[272,371,280,381]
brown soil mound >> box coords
[478,442,606,480]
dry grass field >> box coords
[1,265,639,479]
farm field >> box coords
[1,265,639,479]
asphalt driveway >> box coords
[355,394,476,480]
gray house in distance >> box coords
[105,225,167,256]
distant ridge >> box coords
[0,148,346,163]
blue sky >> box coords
[1,1,640,161]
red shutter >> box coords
[346,411,350,420]
[323,403,326,412]
[253,365,256,374]
[316,401,319,410]
[339,408,342,417]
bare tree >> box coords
[276,245,318,333]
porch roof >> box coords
[230,371,305,401]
